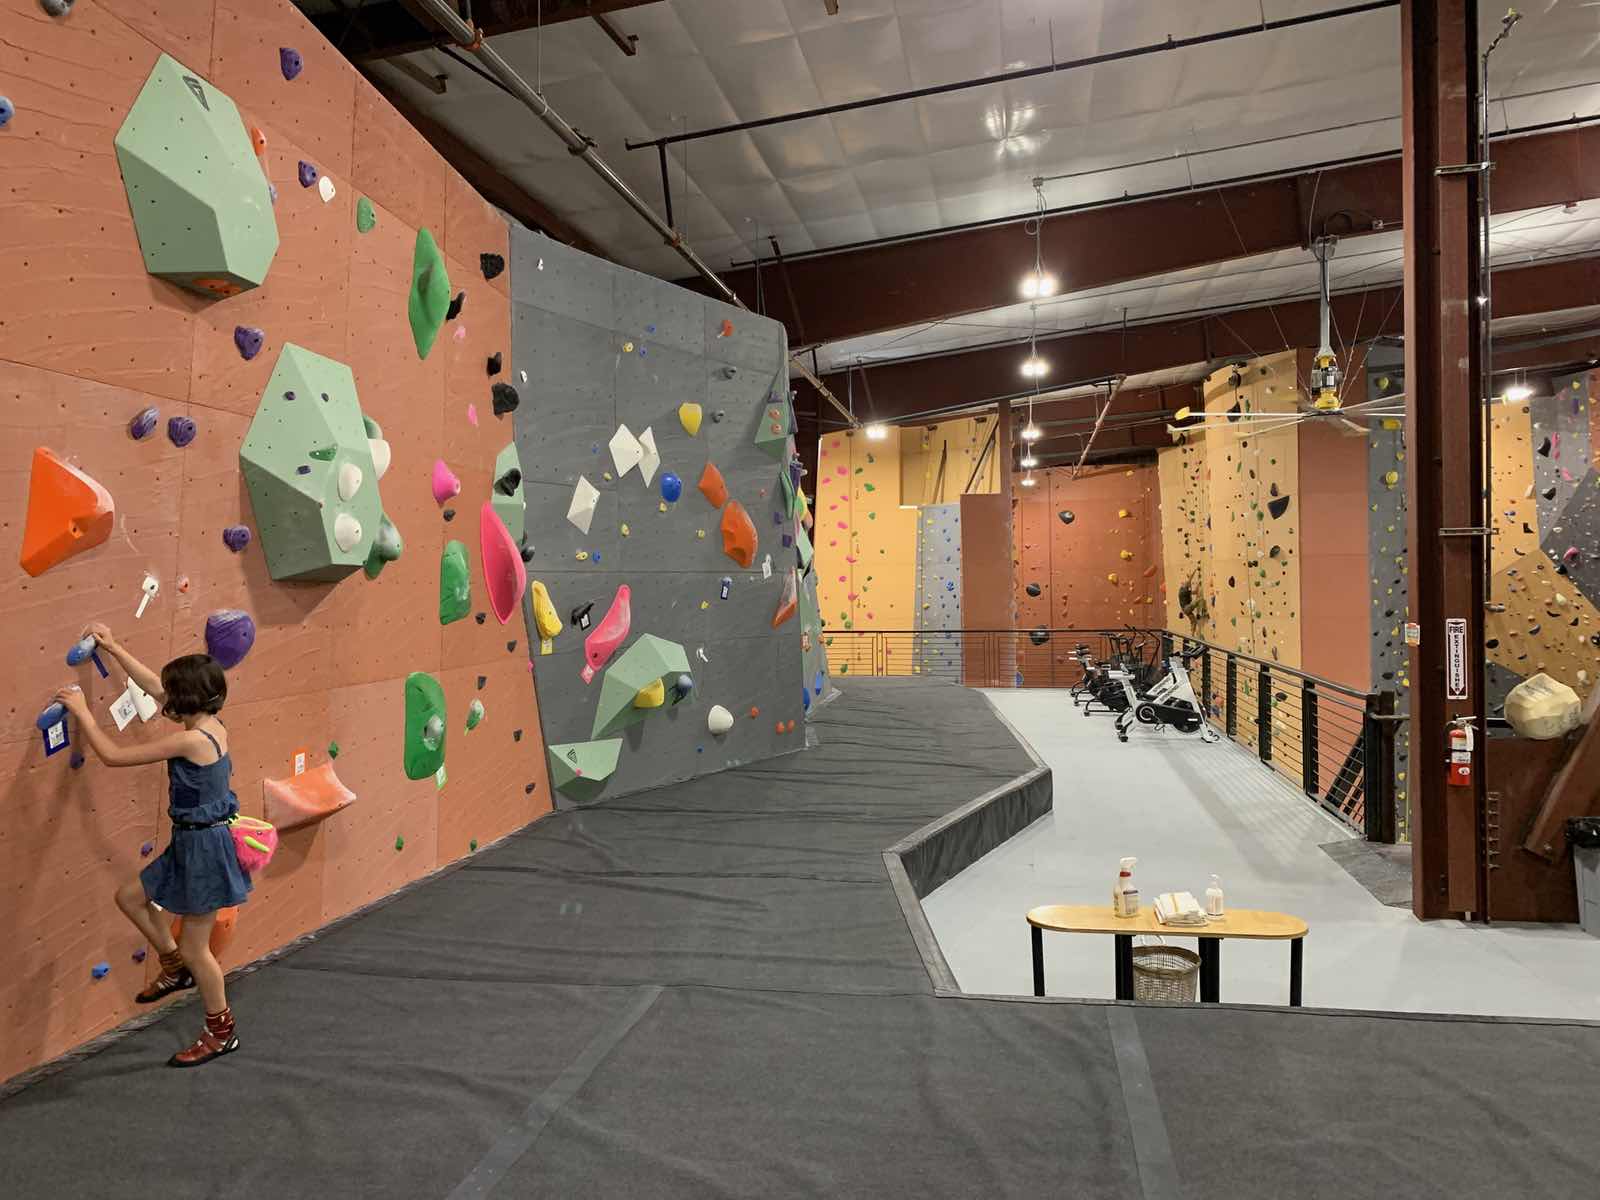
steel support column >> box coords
[1402,0,1487,919]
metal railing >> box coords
[822,627,1398,841]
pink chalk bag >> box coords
[228,814,279,872]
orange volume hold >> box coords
[720,500,756,568]
[19,447,114,577]
[698,461,728,508]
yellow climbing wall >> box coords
[899,415,999,505]
[814,428,918,637]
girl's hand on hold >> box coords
[83,622,115,648]
[54,685,89,717]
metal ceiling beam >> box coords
[795,255,1600,428]
[689,124,1599,349]
[309,0,666,62]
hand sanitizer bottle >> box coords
[1205,874,1225,918]
[1112,857,1139,917]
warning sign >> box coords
[1445,618,1468,701]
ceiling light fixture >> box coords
[1020,453,1038,469]
[864,422,889,440]
[1019,270,1058,299]
[1021,423,1042,442]
[1502,382,1533,402]
[1020,473,1037,488]
[1020,356,1049,379]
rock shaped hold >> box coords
[363,514,403,579]
[531,580,561,640]
[581,584,631,684]
[446,290,465,321]
[707,705,734,734]
[660,471,683,504]
[262,762,354,832]
[720,501,757,568]
[368,437,391,479]
[1058,510,1075,525]
[279,47,303,80]
[222,524,251,552]
[479,501,526,626]
[0,96,13,129]
[167,416,196,447]
[403,672,447,780]
[297,160,318,188]
[698,462,728,508]
[491,382,519,417]
[480,252,505,281]
[487,351,502,377]
[356,196,375,232]
[204,609,256,669]
[234,325,264,360]
[333,512,362,552]
[408,228,451,360]
[317,174,336,203]
[634,679,666,709]
[337,462,363,502]
[431,459,461,505]
[129,407,160,440]
[678,402,703,436]
[439,539,471,625]
[18,448,115,577]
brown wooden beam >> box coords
[311,0,666,62]
[685,125,1598,349]
[365,75,606,256]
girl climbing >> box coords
[55,624,251,1068]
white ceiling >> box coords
[370,0,1600,279]
[805,198,1600,373]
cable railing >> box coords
[822,627,1399,841]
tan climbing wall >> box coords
[0,0,547,1083]
[899,415,999,506]
[1013,464,1162,683]
[814,428,918,640]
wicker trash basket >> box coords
[1131,941,1200,1002]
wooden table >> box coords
[1026,904,1309,1005]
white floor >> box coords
[922,689,1600,1019]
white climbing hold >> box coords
[609,424,643,477]
[637,427,660,486]
[317,174,336,203]
[368,438,391,479]
[567,476,599,535]
[761,553,772,580]
[696,647,708,663]
[333,512,362,552]
[707,705,733,734]
[337,462,363,502]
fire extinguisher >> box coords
[1447,721,1473,787]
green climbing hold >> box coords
[403,671,446,780]
[591,634,691,738]
[469,839,478,852]
[440,539,471,624]
[327,740,339,759]
[547,739,623,801]
[395,835,404,851]
[863,482,875,492]
[408,228,451,360]
[867,512,877,520]
[754,395,792,460]
[308,446,336,461]
[465,698,485,731]
[364,513,403,579]
[356,196,375,233]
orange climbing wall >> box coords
[814,428,917,637]
[0,0,546,1083]
[1013,464,1163,683]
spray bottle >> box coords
[1205,874,1225,918]
[1112,857,1139,917]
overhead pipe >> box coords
[407,0,858,429]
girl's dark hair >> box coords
[160,654,227,718]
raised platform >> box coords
[2,680,1598,1198]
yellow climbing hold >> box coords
[697,529,706,539]
[633,678,665,708]
[659,501,668,513]
[700,600,709,609]
[1175,406,1191,421]
[530,580,561,640]
[1119,550,1134,560]
[1118,509,1130,518]
[1384,470,1399,488]
[1107,572,1120,584]
[1381,418,1401,430]
[622,341,634,353]
[621,523,631,537]
[576,550,589,561]
[678,402,703,437]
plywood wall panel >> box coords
[350,84,447,241]
[444,168,511,300]
[0,1,199,402]
[210,0,359,180]
[100,0,214,68]
[1299,421,1371,690]
[439,252,515,469]
[0,363,185,745]
[187,123,353,418]
[813,428,916,631]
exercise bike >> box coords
[1075,632,1160,715]
[1113,644,1220,743]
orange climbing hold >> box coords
[720,500,756,567]
[749,706,760,718]
[19,447,114,577]
[698,461,728,508]
[262,762,355,832]
[249,125,267,164]
[772,567,797,628]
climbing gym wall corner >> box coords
[239,345,386,582]
[113,54,278,297]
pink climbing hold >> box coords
[431,459,461,505]
[452,325,467,342]
[479,501,526,626]
[581,584,631,684]
[467,404,478,426]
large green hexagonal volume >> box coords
[240,345,384,581]
[591,634,692,738]
[114,54,278,297]
[547,739,622,802]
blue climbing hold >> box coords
[91,962,110,980]
[660,471,683,503]
[802,687,810,711]
[0,96,14,129]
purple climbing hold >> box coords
[296,464,311,475]
[129,406,159,440]
[268,183,278,205]
[233,325,264,360]
[782,533,793,548]
[280,47,303,81]
[140,841,155,857]
[205,609,256,669]
[70,751,85,769]
[166,416,196,447]
[222,525,251,553]
[298,160,318,188]
[772,511,783,525]
[131,947,147,963]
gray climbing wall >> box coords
[1364,346,1411,840]
[509,230,804,800]
[914,503,962,679]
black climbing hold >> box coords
[1227,576,1236,588]
[477,675,486,689]
[513,729,523,743]
[1537,437,1552,457]
[571,601,594,628]
[1528,623,1542,636]
[491,382,519,418]
[506,640,517,652]
[1025,582,1041,597]
[474,612,486,625]
[1541,486,1558,501]
[296,465,311,475]
[1523,523,1534,534]
[1226,401,1242,422]
[1267,495,1290,519]
[519,544,534,564]
[487,351,502,377]
[284,390,296,402]
[480,253,505,281]
[442,508,456,522]
[1268,545,1281,558]
[40,0,74,17]
[446,291,465,321]
[524,782,536,794]
[711,409,726,423]
[1029,627,1049,646]
[1057,510,1075,525]
[493,467,522,497]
